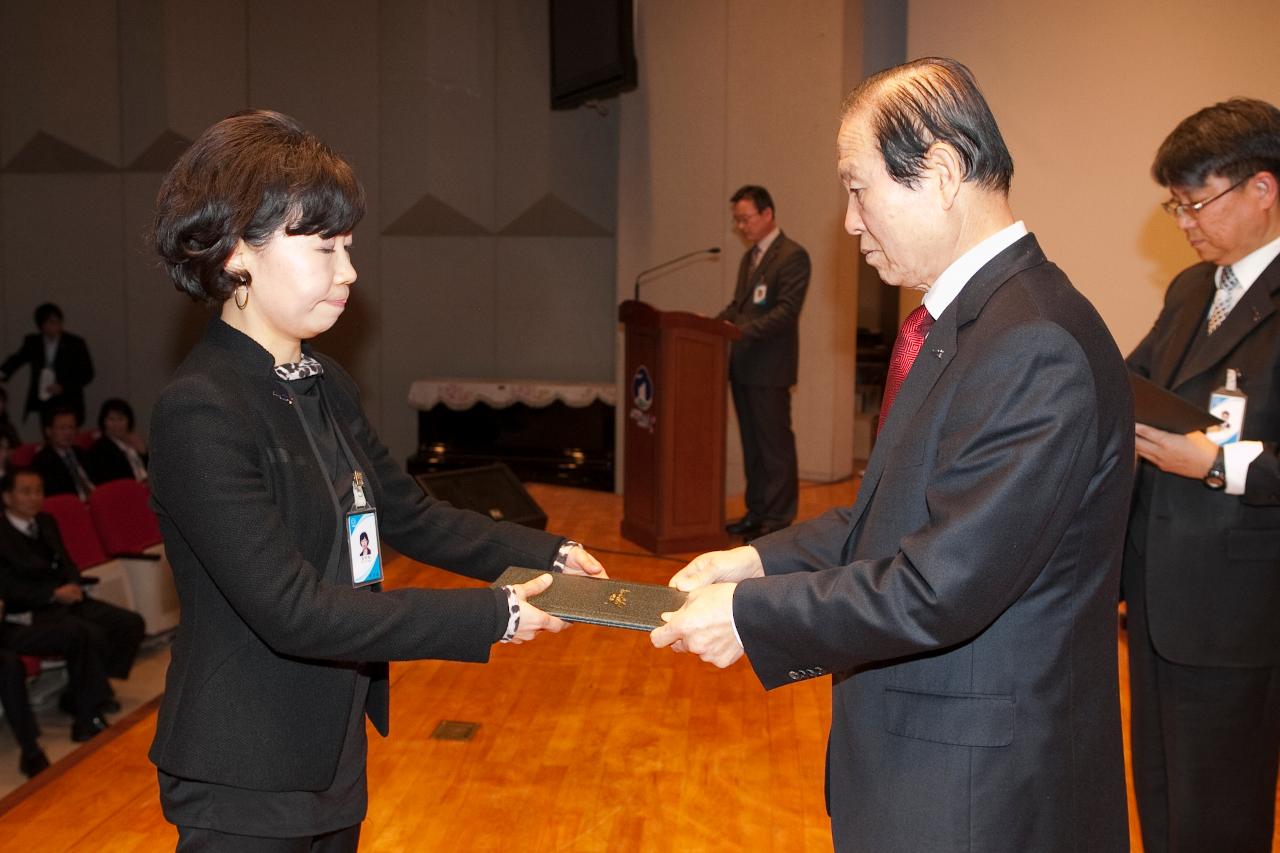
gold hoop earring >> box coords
[234,284,250,310]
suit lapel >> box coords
[841,235,1047,536]
[1172,260,1279,390]
[1153,265,1214,388]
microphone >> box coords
[633,247,721,301]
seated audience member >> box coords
[0,387,20,450]
[0,302,95,427]
[0,638,49,777]
[86,398,148,484]
[0,468,145,741]
[32,406,95,499]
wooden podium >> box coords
[619,300,740,553]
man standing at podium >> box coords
[717,185,810,540]
[655,58,1131,851]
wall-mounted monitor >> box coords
[549,0,637,110]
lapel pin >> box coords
[933,349,944,359]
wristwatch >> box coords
[1203,446,1226,490]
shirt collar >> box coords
[923,221,1028,320]
[5,510,35,534]
[1218,232,1280,293]
[755,227,782,258]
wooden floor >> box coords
[0,479,1274,851]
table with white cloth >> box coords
[406,379,615,491]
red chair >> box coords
[41,493,110,570]
[75,429,98,451]
[89,479,162,556]
[9,441,40,468]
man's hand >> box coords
[1135,424,1219,480]
[506,573,568,643]
[562,545,608,578]
[667,546,764,592]
[650,583,743,668]
[52,583,84,605]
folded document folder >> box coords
[492,566,688,631]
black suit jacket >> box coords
[0,332,94,422]
[1124,254,1280,667]
[0,513,80,613]
[85,436,146,484]
[735,236,1132,851]
[147,319,565,792]
[717,232,810,387]
[31,444,93,497]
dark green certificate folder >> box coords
[492,566,688,631]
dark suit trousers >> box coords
[1,618,112,727]
[176,824,360,852]
[730,383,797,524]
[65,597,146,678]
[1126,548,1280,853]
[0,648,41,754]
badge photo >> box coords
[347,509,383,587]
[752,283,768,305]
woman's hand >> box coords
[507,573,568,643]
[562,545,608,578]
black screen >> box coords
[549,0,637,109]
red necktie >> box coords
[878,305,934,434]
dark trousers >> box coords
[1,614,114,727]
[1127,577,1280,852]
[45,597,146,679]
[0,648,41,755]
[730,382,797,524]
[176,824,360,852]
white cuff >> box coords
[1224,440,1265,495]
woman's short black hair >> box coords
[98,397,135,432]
[34,303,63,327]
[153,109,366,304]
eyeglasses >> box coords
[1160,176,1249,219]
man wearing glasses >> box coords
[717,185,810,540]
[1125,98,1280,852]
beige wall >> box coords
[0,1,618,470]
[908,0,1280,353]
[616,0,861,491]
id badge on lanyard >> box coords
[346,471,382,587]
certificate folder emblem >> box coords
[492,566,687,631]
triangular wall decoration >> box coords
[3,131,117,173]
[499,193,611,237]
[382,193,490,236]
[125,129,192,172]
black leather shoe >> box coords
[725,516,763,536]
[19,749,50,778]
[71,715,109,742]
[58,691,77,717]
[746,520,791,541]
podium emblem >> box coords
[632,366,653,411]
[608,589,629,608]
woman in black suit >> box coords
[147,110,604,852]
[86,398,148,483]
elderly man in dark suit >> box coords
[1124,98,1280,853]
[717,185,810,540]
[0,303,94,426]
[0,468,145,741]
[653,57,1132,852]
